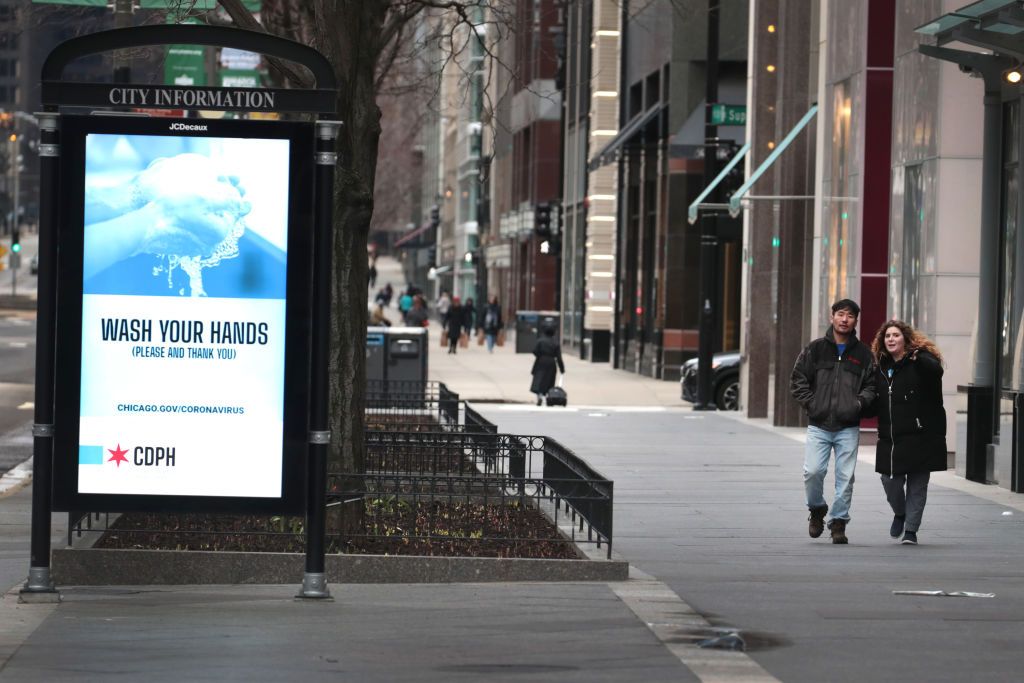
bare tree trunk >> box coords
[321,0,388,535]
[226,0,423,537]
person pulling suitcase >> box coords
[530,325,565,406]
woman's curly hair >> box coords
[870,319,943,366]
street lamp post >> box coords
[8,132,18,296]
[694,0,720,411]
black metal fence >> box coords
[366,379,463,429]
[70,380,614,558]
[353,428,613,557]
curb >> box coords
[52,548,629,585]
[0,295,37,311]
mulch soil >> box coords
[94,500,580,560]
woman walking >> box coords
[869,320,947,545]
[530,325,564,406]
[463,297,477,345]
[481,295,503,353]
[446,297,464,354]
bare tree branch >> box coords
[217,0,314,89]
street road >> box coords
[0,229,39,300]
[0,313,35,475]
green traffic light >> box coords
[11,243,20,253]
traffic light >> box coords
[429,205,440,231]
[718,142,745,201]
[11,229,19,254]
[540,235,562,257]
[535,202,552,237]
[427,245,437,267]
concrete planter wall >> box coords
[52,548,628,585]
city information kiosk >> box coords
[23,25,339,601]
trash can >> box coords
[385,326,429,383]
[366,327,388,382]
[514,310,560,353]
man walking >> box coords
[790,299,875,544]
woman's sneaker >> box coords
[890,515,905,539]
[901,531,918,545]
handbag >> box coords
[440,330,448,347]
[496,329,506,346]
[459,332,469,348]
[477,330,485,346]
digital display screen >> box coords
[53,116,312,513]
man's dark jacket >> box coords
[790,327,876,432]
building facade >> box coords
[560,0,619,362]
[580,0,749,380]
[486,0,562,322]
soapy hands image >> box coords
[84,153,252,281]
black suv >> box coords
[680,350,740,411]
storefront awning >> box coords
[588,104,664,171]
[916,1,1024,43]
[687,142,749,225]
[427,265,453,280]
[727,104,818,216]
[393,221,433,248]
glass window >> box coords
[901,165,923,326]
[1001,100,1021,390]
[824,79,854,314]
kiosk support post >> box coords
[299,119,341,600]
[21,110,61,602]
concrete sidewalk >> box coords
[1,255,1021,681]
[368,255,683,406]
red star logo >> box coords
[107,443,129,467]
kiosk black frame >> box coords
[51,114,314,515]
[23,25,339,602]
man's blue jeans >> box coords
[804,425,860,522]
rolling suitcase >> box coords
[546,376,567,407]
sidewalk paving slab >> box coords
[2,583,696,683]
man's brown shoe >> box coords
[829,519,848,544]
[808,505,828,538]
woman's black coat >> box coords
[872,350,947,475]
[530,336,564,394]
[446,305,464,337]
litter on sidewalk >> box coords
[892,590,995,598]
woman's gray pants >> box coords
[880,472,930,532]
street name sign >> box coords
[709,104,747,126]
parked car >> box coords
[680,350,741,411]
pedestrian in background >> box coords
[405,295,428,327]
[530,325,564,406]
[369,304,391,327]
[437,290,452,328]
[446,296,464,354]
[398,290,413,323]
[869,320,947,545]
[481,295,503,353]
[462,297,476,345]
[367,260,378,289]
[790,299,876,544]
